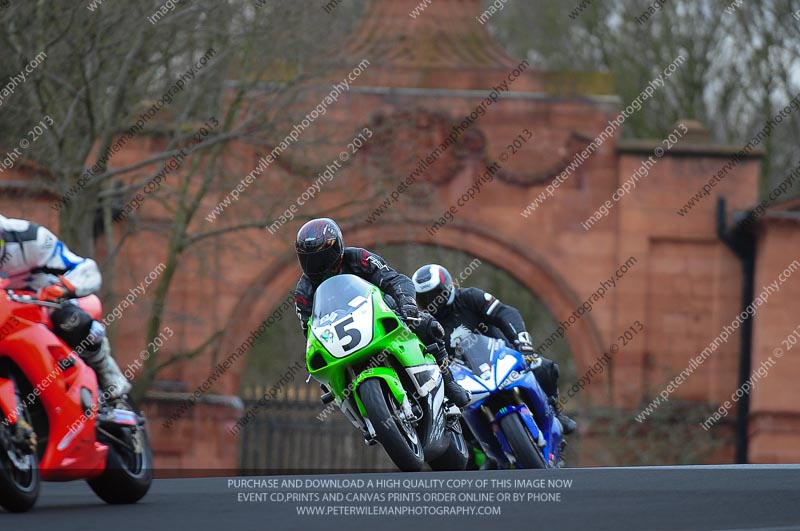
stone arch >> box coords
[218,222,606,398]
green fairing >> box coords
[305,282,434,419]
[350,367,406,417]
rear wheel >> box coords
[87,398,153,504]
[359,378,424,472]
[428,427,469,471]
[0,375,40,513]
[499,413,547,469]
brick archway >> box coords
[219,222,606,400]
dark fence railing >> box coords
[238,383,394,474]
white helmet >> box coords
[412,264,455,315]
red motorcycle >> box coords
[0,280,152,512]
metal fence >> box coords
[237,380,733,471]
[238,383,395,474]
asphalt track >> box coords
[4,465,799,531]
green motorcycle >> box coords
[306,274,468,472]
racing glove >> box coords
[513,332,540,366]
[399,300,420,323]
[38,276,76,303]
[427,316,446,343]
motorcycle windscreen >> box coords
[453,332,496,374]
[310,274,375,358]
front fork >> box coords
[0,375,37,461]
[0,376,20,427]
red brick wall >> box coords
[749,220,800,462]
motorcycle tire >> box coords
[499,413,547,469]
[359,378,425,472]
[0,375,40,513]
[87,399,153,504]
[428,429,469,471]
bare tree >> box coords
[488,0,800,196]
[0,0,372,399]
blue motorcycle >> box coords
[450,332,564,469]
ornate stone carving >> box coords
[365,107,594,189]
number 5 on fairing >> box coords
[334,317,362,352]
[316,296,372,359]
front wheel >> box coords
[0,375,40,513]
[359,378,425,472]
[499,413,547,469]
[87,399,153,504]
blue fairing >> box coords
[451,334,563,468]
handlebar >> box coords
[5,290,63,309]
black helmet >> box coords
[412,264,455,315]
[295,218,344,283]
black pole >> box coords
[716,196,756,463]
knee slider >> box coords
[51,304,95,351]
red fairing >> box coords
[0,292,108,481]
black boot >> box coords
[557,412,577,435]
[429,344,470,407]
[550,397,576,434]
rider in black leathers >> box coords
[412,263,576,435]
[292,218,469,407]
